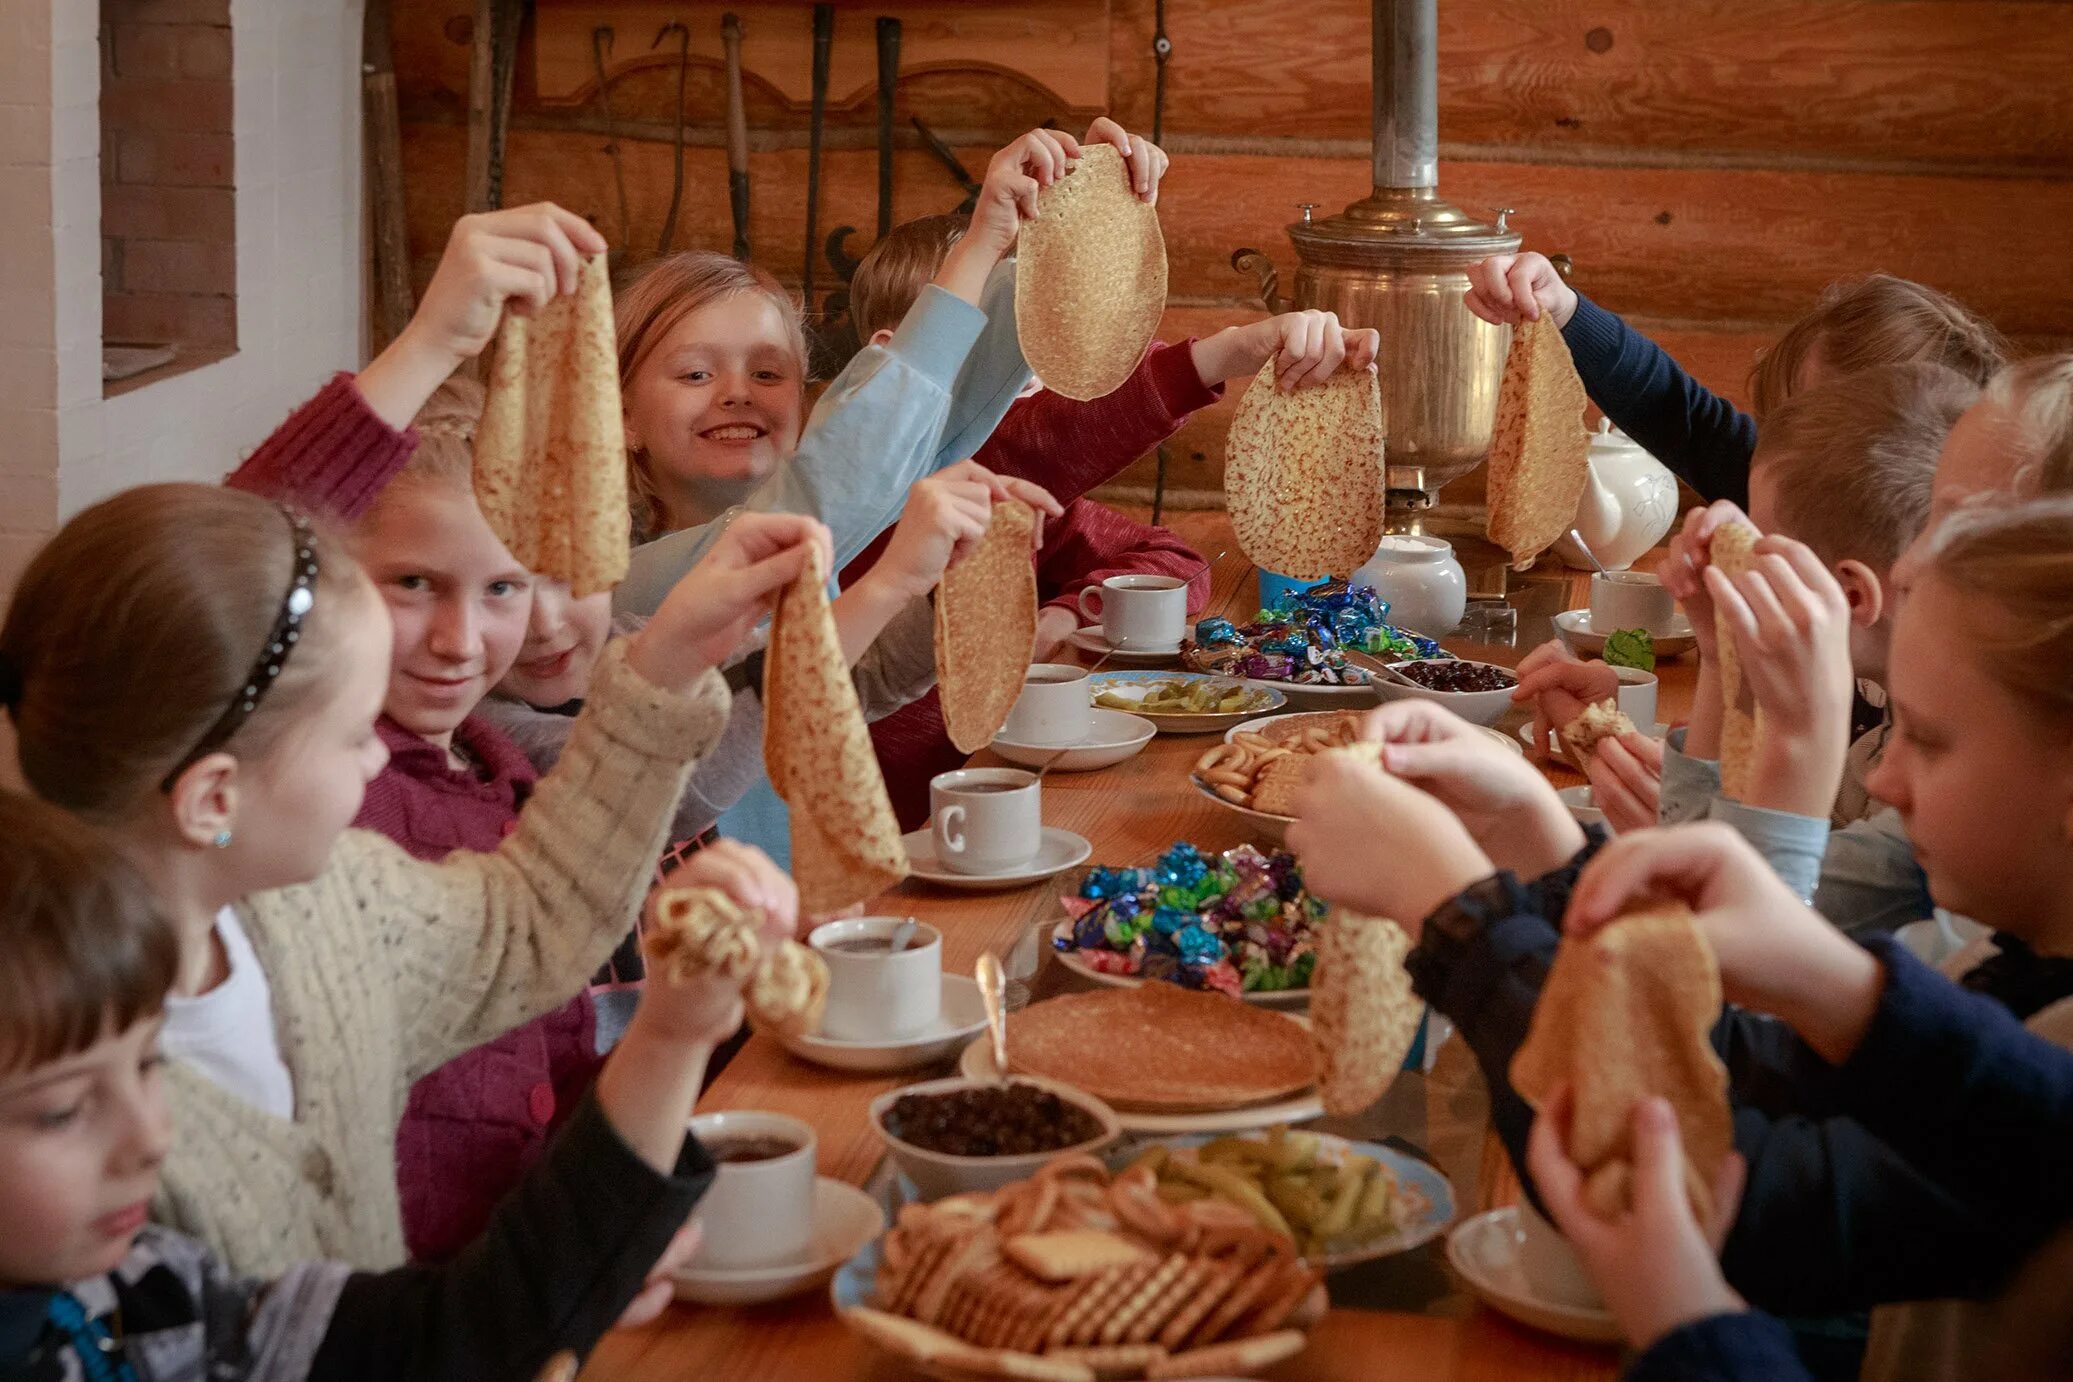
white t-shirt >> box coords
[161,908,295,1118]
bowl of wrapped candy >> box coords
[1180,581,1444,709]
[1050,843,1320,1008]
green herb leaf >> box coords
[1603,628,1656,672]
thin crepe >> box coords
[936,498,1038,753]
[1485,316,1591,571]
[473,253,630,597]
[1225,363,1385,580]
[764,544,909,913]
[1509,903,1732,1221]
[1310,908,1421,1116]
[1016,143,1168,401]
[1711,521,1763,800]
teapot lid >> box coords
[1588,417,1648,455]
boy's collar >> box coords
[0,1287,58,1360]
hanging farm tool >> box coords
[721,12,751,260]
[652,21,691,256]
[802,4,834,304]
[874,16,902,238]
[589,26,632,250]
[911,115,981,215]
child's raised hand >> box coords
[1661,501,1756,664]
[1511,639,1619,753]
[629,513,832,690]
[358,203,608,428]
[410,204,606,365]
[1465,251,1579,329]
[1083,116,1170,204]
[1359,698,1584,878]
[966,127,1083,255]
[867,464,1000,601]
[1286,744,1495,931]
[1705,535,1855,817]
[1586,732,1664,833]
[1527,1089,1748,1352]
[1566,823,1884,1061]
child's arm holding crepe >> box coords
[229,205,605,520]
[1468,250,1757,509]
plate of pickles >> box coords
[1116,1125,1455,1270]
[1087,671,1288,735]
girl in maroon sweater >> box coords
[226,208,618,1263]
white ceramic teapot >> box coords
[1554,420,1679,571]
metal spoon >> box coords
[975,952,1009,1077]
[888,917,919,953]
[1567,528,1608,576]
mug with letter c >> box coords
[929,768,1041,875]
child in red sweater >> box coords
[838,215,1381,825]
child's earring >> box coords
[213,830,233,849]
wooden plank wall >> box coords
[390,0,2073,506]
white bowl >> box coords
[1371,659,1517,726]
[868,1074,1121,1201]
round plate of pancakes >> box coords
[961,985,1325,1135]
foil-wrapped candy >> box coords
[1193,615,1244,647]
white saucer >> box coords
[1066,627,1182,666]
[1557,783,1608,830]
[902,827,1094,890]
[673,1177,885,1306]
[772,974,991,1073]
[991,709,1155,772]
[1445,1207,1622,1344]
[1555,609,1698,660]
[1520,718,1672,764]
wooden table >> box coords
[589,519,1694,1381]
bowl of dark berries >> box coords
[1373,657,1519,726]
[869,1075,1121,1199]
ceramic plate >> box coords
[902,827,1094,891]
[1087,670,1288,734]
[771,975,991,1073]
[1066,626,1183,666]
[1187,773,1292,845]
[1224,711,1524,758]
[675,1177,884,1306]
[1554,608,1698,660]
[1151,1131,1455,1269]
[1557,783,1608,830]
[991,708,1155,772]
[957,1030,1324,1135]
[1048,920,1309,1009]
[1445,1207,1623,1344]
[1241,675,1381,710]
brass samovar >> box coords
[1233,0,1519,562]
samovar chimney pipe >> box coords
[1374,0,1438,191]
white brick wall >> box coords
[72,0,368,514]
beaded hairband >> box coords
[160,505,320,791]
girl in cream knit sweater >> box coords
[0,205,832,1275]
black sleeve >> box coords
[307,1091,716,1382]
[1560,294,1758,508]
[1831,935,2073,1226]
[1408,868,2031,1315]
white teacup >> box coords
[810,916,943,1043]
[1515,1198,1605,1310]
[930,768,1041,875]
[1001,663,1091,747]
[1078,574,1187,652]
[1614,665,1658,730]
[688,1110,818,1269]
[1590,571,1676,636]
